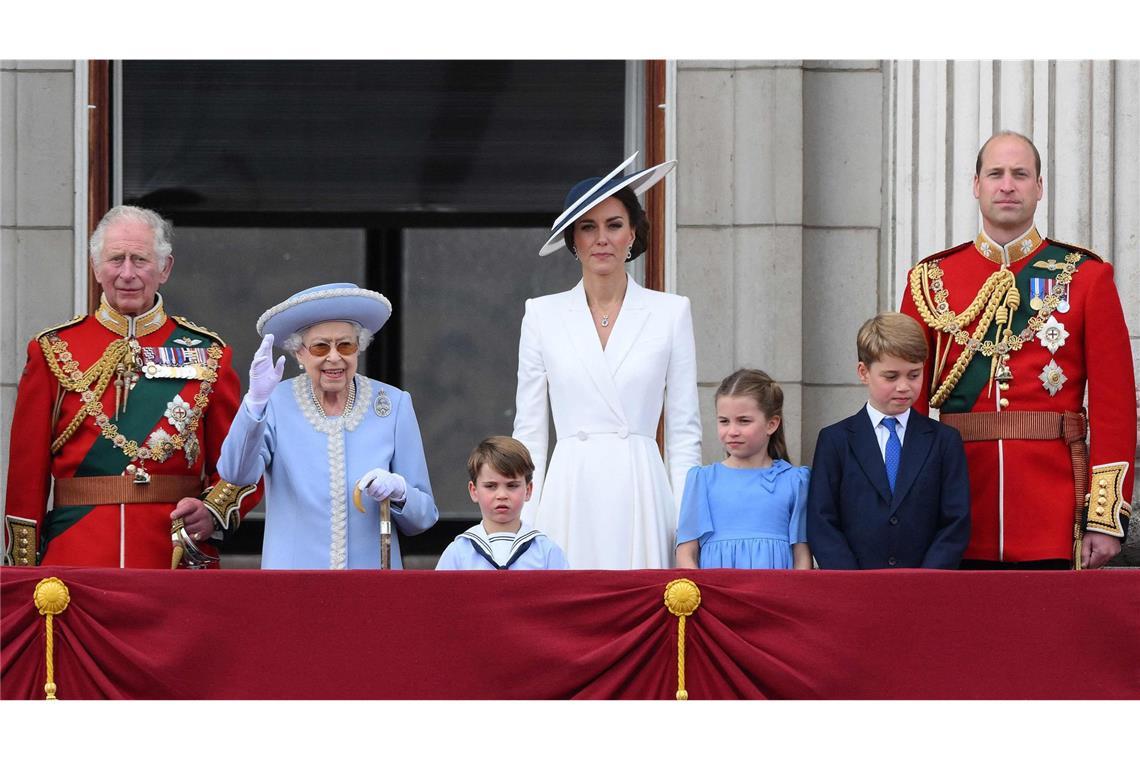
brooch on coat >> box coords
[374,389,392,417]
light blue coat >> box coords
[219,374,438,569]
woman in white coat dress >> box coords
[513,153,702,569]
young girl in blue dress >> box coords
[676,369,812,569]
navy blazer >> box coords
[806,407,970,569]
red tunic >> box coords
[901,228,1135,562]
[4,297,257,568]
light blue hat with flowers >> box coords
[256,283,392,349]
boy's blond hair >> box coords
[857,312,928,365]
[466,436,535,484]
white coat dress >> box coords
[512,275,702,569]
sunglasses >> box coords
[304,340,359,357]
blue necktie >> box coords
[882,417,901,492]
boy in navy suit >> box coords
[807,313,970,569]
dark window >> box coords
[121,60,626,557]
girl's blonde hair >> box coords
[715,369,789,463]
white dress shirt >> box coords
[864,404,911,462]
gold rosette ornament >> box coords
[33,577,71,700]
[664,578,701,700]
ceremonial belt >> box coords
[941,410,1090,566]
[53,475,203,506]
[939,410,1086,444]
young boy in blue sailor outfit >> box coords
[436,436,569,570]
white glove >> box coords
[245,333,285,415]
[356,468,407,503]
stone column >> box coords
[675,60,807,462]
[800,61,885,464]
[0,60,79,518]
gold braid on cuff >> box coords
[4,516,37,566]
[203,480,257,531]
[1085,462,1130,538]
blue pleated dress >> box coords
[676,460,810,569]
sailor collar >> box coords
[95,293,167,338]
[460,523,543,570]
[974,226,1044,267]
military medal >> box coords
[1039,359,1067,396]
[1056,282,1071,313]
[144,429,176,463]
[994,356,1013,382]
[1028,277,1048,311]
[143,346,211,380]
[375,389,392,417]
[183,432,200,467]
[125,462,151,484]
[1036,315,1069,354]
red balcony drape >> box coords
[2,567,1137,699]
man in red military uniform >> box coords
[4,206,260,568]
[901,132,1135,569]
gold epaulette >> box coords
[171,315,227,347]
[1047,239,1104,263]
[203,479,258,531]
[915,241,974,266]
[1085,463,1130,538]
[34,314,87,342]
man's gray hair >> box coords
[282,323,375,357]
[89,205,174,267]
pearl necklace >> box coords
[308,375,357,418]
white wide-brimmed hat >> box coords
[538,151,676,257]
[256,283,392,349]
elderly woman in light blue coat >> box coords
[218,283,437,569]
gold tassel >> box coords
[664,579,702,700]
[33,577,70,700]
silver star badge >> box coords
[1036,315,1069,354]
[1039,359,1067,397]
[165,395,192,432]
